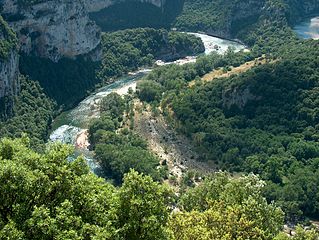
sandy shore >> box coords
[76,129,89,149]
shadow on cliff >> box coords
[89,1,184,31]
[19,54,100,109]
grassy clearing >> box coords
[189,56,270,87]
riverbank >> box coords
[76,129,89,149]
[293,15,319,39]
[198,31,246,45]
[49,32,246,169]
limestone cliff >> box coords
[0,16,19,115]
[0,50,19,99]
[1,0,101,62]
[0,0,167,62]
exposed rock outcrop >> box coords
[222,87,260,110]
[1,0,101,62]
[0,16,19,115]
[0,0,167,62]
[0,50,19,99]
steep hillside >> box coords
[1,0,101,62]
[136,0,319,221]
[0,76,55,149]
[0,16,19,118]
[0,0,175,61]
[174,0,265,37]
[174,0,319,38]
[89,0,183,31]
[0,0,184,110]
[1,0,319,238]
[19,28,203,107]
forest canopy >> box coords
[0,137,295,240]
[141,28,319,221]
[1,0,319,237]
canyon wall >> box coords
[0,50,19,99]
[1,0,101,62]
[0,16,19,115]
[0,0,167,62]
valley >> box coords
[49,32,244,178]
[1,0,319,238]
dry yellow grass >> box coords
[189,56,270,87]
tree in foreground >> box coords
[274,226,319,240]
[117,170,173,240]
[2,137,316,240]
[170,172,284,240]
[0,137,117,239]
[0,137,172,239]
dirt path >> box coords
[133,100,215,183]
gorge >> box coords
[1,0,318,110]
[1,1,319,236]
[49,32,245,171]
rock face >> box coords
[0,50,19,99]
[0,0,167,62]
[1,0,101,62]
[222,87,260,110]
[0,17,19,115]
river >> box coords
[49,33,245,171]
[293,16,319,40]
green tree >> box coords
[274,225,319,240]
[137,80,163,103]
[117,170,173,240]
[100,92,126,120]
[171,172,284,240]
[95,142,163,184]
[88,115,116,146]
[0,137,118,239]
